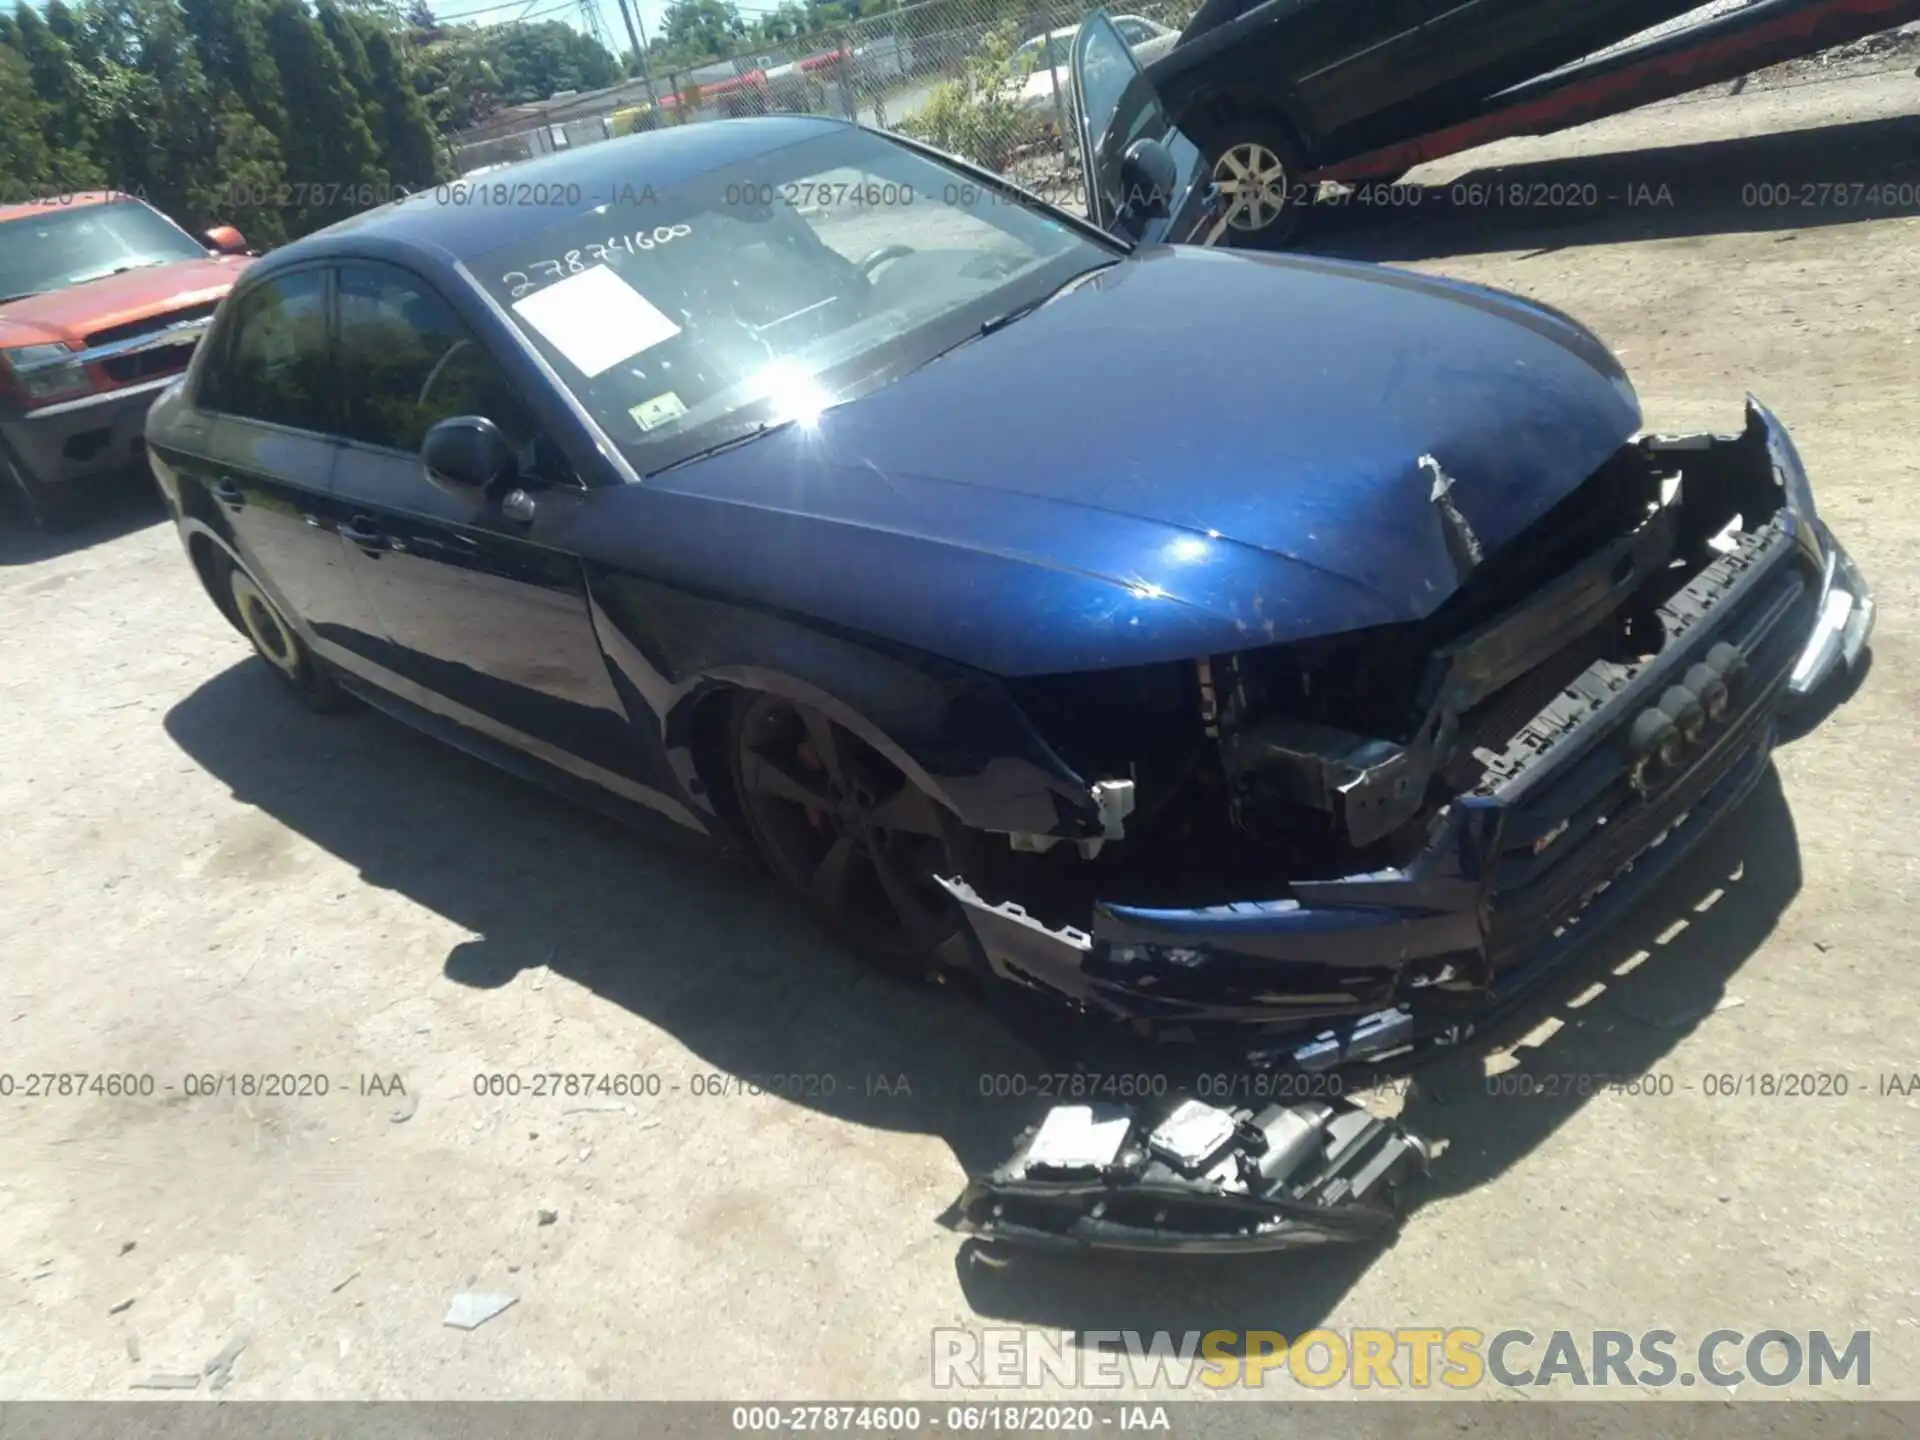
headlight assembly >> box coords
[0,342,92,403]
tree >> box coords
[197,105,293,245]
[483,19,620,103]
[355,12,447,187]
[10,3,103,187]
[179,0,289,135]
[749,3,808,45]
[0,44,53,195]
[661,0,744,61]
[317,0,387,158]
[415,31,500,130]
[262,0,386,231]
[0,0,536,247]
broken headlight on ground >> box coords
[946,1095,1429,1253]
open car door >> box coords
[1067,8,1228,246]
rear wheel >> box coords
[1201,116,1311,246]
[227,563,350,712]
[728,692,969,968]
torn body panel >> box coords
[945,399,1872,1072]
[588,570,1107,841]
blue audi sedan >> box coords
[147,15,1873,1251]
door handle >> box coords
[211,480,245,507]
[340,516,389,553]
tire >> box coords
[1199,115,1311,247]
[0,440,83,533]
[226,562,351,713]
[727,690,974,971]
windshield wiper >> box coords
[926,261,1121,364]
[977,298,1049,338]
[0,291,41,304]
[644,416,798,478]
[65,259,171,287]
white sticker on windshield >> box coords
[629,392,687,432]
[510,264,680,379]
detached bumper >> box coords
[0,375,176,487]
[943,403,1873,1075]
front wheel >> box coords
[727,691,971,969]
[1202,119,1310,247]
[227,564,351,712]
[0,440,81,532]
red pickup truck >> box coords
[0,192,252,530]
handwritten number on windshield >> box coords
[502,224,693,299]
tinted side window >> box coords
[335,263,532,453]
[201,271,332,431]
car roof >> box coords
[256,115,851,273]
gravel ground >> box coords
[2,67,1917,1403]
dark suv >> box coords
[1145,0,1717,240]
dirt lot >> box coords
[3,67,1917,1403]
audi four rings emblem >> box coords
[1625,641,1747,795]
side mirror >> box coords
[204,224,249,256]
[1118,138,1177,224]
[422,416,516,498]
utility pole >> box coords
[615,0,660,115]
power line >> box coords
[428,0,569,23]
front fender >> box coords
[587,568,1102,839]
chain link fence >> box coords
[448,0,1201,215]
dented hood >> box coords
[637,247,1642,676]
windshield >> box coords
[476,128,1114,474]
[1010,33,1072,74]
[0,199,206,302]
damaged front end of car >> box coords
[939,397,1872,1253]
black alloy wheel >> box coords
[729,692,966,965]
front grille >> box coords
[84,302,219,349]
[1475,520,1815,971]
[86,302,219,385]
[97,342,198,384]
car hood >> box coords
[633,246,1642,677]
[0,255,248,346]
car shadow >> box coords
[952,766,1802,1335]
[166,662,1803,1336]
[0,468,166,566]
[163,660,1058,1178]
[1292,113,1920,263]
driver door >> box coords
[325,260,645,783]
[1068,9,1223,246]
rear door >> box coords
[185,267,377,660]
[325,259,644,783]
[1068,10,1221,246]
